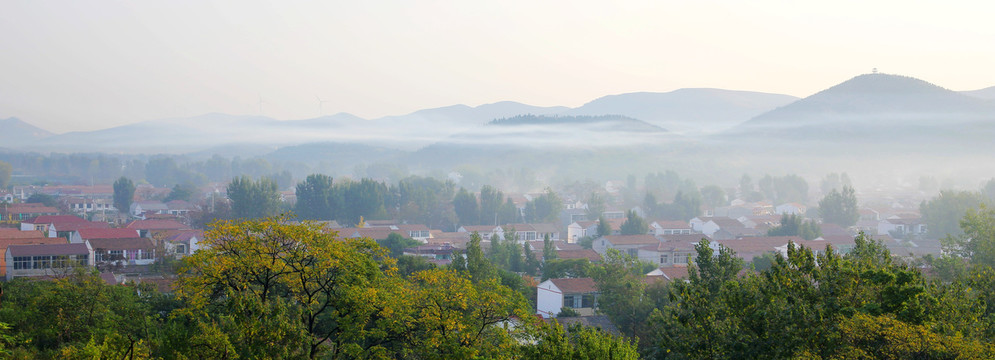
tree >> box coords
[921,190,984,239]
[479,185,503,226]
[542,233,557,262]
[453,187,479,226]
[739,174,754,198]
[294,174,334,220]
[26,193,58,208]
[379,232,420,258]
[620,210,648,235]
[0,161,11,189]
[597,215,612,237]
[700,185,727,209]
[226,176,280,219]
[586,192,607,221]
[819,185,859,227]
[521,322,640,360]
[768,213,822,240]
[112,177,135,214]
[590,249,656,339]
[524,188,563,223]
[176,216,399,359]
[163,182,197,202]
[944,205,995,267]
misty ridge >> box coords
[3,72,995,189]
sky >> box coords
[2,0,994,133]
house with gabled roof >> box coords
[20,215,89,233]
[0,233,66,277]
[456,225,504,240]
[0,203,59,221]
[162,230,203,257]
[637,239,699,267]
[5,243,93,281]
[567,220,599,244]
[536,277,599,318]
[593,234,662,258]
[650,220,692,236]
[87,237,156,267]
[125,219,191,237]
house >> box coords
[775,203,808,216]
[503,223,561,243]
[566,220,599,244]
[403,243,457,265]
[637,239,698,267]
[0,231,66,277]
[536,277,599,318]
[49,221,110,241]
[87,237,156,267]
[592,234,661,258]
[395,224,433,242]
[877,215,927,238]
[64,197,116,214]
[124,219,191,237]
[163,230,203,257]
[0,203,59,221]
[20,215,89,233]
[130,201,168,218]
[714,236,805,261]
[646,266,691,281]
[690,217,760,240]
[457,225,504,240]
[5,243,93,281]
[649,220,692,236]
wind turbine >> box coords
[257,95,265,115]
[316,95,328,116]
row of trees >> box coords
[0,217,638,359]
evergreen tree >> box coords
[819,185,859,227]
[620,210,648,235]
[112,176,135,214]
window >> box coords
[581,294,596,308]
[32,256,51,269]
[12,256,31,270]
[660,254,669,264]
[140,250,154,260]
[176,245,186,254]
[52,255,68,268]
[563,295,576,308]
[75,254,88,266]
[108,250,124,260]
[674,252,688,265]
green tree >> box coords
[620,210,648,235]
[26,193,58,208]
[524,188,563,223]
[379,232,420,258]
[590,249,656,339]
[768,213,822,240]
[163,182,197,202]
[819,185,859,227]
[597,215,612,237]
[944,205,995,267]
[0,160,11,189]
[542,233,557,262]
[521,322,640,360]
[586,192,607,220]
[226,175,280,219]
[453,187,479,226]
[922,190,984,239]
[294,174,335,220]
[176,216,400,359]
[112,176,135,214]
[700,185,727,209]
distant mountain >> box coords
[409,114,686,169]
[265,142,406,170]
[961,86,995,100]
[0,117,54,147]
[725,74,995,149]
[566,89,798,135]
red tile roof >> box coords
[125,219,190,230]
[604,234,660,246]
[53,221,110,232]
[77,228,141,240]
[0,228,46,239]
[556,249,602,262]
[88,238,154,251]
[26,215,88,225]
[8,243,89,256]
[550,277,598,294]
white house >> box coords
[775,203,807,216]
[6,243,93,281]
[536,277,599,318]
[650,220,692,236]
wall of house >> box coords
[536,280,564,318]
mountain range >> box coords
[3,73,995,179]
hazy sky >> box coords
[2,0,994,133]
